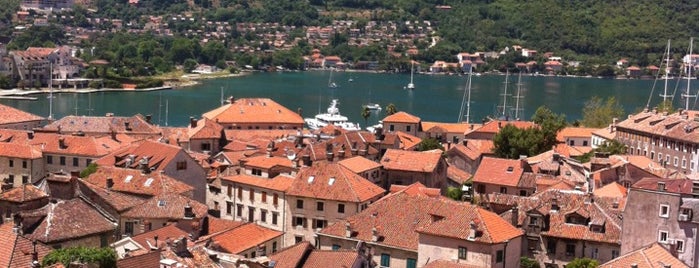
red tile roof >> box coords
[421,122,473,134]
[76,179,146,212]
[83,166,194,197]
[447,165,472,185]
[593,182,628,198]
[394,131,422,150]
[117,250,161,268]
[24,199,116,243]
[632,177,695,194]
[0,184,48,203]
[0,223,52,268]
[616,110,699,144]
[269,241,313,268]
[556,127,596,142]
[380,149,442,173]
[473,120,536,134]
[382,112,421,124]
[599,243,688,268]
[122,193,208,219]
[0,142,42,159]
[221,174,294,192]
[188,118,224,139]
[206,217,245,234]
[338,156,381,173]
[0,104,44,125]
[95,140,186,172]
[287,162,385,202]
[29,132,127,157]
[202,98,304,125]
[131,224,189,250]
[389,182,442,198]
[208,223,283,254]
[242,155,294,170]
[303,250,360,268]
[43,115,160,135]
[472,157,525,187]
[319,192,521,251]
[422,260,483,268]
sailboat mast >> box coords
[165,100,169,126]
[500,70,510,119]
[48,62,54,120]
[660,39,673,103]
[458,69,473,123]
[683,37,696,111]
[514,71,524,120]
[73,93,78,116]
[220,86,224,106]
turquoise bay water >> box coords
[0,71,667,127]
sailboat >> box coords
[496,70,512,120]
[406,61,415,90]
[682,37,697,110]
[348,72,354,82]
[458,69,473,123]
[513,71,525,120]
[328,68,338,88]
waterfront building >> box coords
[615,109,699,175]
[382,111,421,137]
[202,97,304,130]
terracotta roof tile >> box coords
[131,224,189,250]
[592,126,616,140]
[117,250,161,268]
[122,193,208,219]
[389,182,442,198]
[338,156,381,173]
[394,131,422,150]
[43,115,160,135]
[632,177,694,194]
[95,140,186,172]
[242,155,294,170]
[593,182,628,198]
[0,184,48,203]
[0,103,44,125]
[287,162,385,202]
[473,120,536,134]
[83,166,194,197]
[382,111,421,123]
[188,118,224,139]
[206,217,245,234]
[472,157,525,187]
[209,223,283,254]
[421,121,473,134]
[0,223,52,268]
[380,149,442,173]
[77,179,147,212]
[320,192,521,251]
[202,98,304,125]
[221,174,294,192]
[422,260,483,268]
[0,142,42,159]
[599,243,688,268]
[303,250,360,268]
[269,241,313,268]
[616,110,699,144]
[447,165,472,185]
[556,127,597,142]
[29,133,128,157]
[24,199,116,243]
[223,129,305,143]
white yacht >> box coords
[406,61,415,90]
[363,103,382,110]
[305,99,361,131]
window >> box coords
[72,157,78,167]
[8,160,13,167]
[22,161,27,169]
[583,141,588,146]
[124,221,136,236]
[46,156,53,164]
[406,258,417,268]
[500,187,507,194]
[296,199,304,209]
[677,240,685,252]
[236,204,243,217]
[565,244,575,256]
[477,184,485,193]
[659,204,670,218]
[519,190,528,196]
[682,159,687,168]
[313,219,327,229]
[262,192,267,203]
[317,202,324,211]
[529,217,539,226]
[272,212,278,225]
[389,125,394,131]
[458,246,467,260]
[237,187,243,199]
[248,207,255,222]
[176,161,187,170]
[547,240,556,254]
[658,230,668,243]
[496,250,504,263]
[380,254,390,267]
[60,156,66,165]
[406,125,411,132]
[249,189,254,202]
[674,157,679,166]
[332,244,341,251]
[338,203,345,214]
[227,185,232,197]
[294,216,306,227]
[272,241,278,253]
[201,143,211,151]
[612,250,619,259]
[226,202,233,215]
[86,159,92,166]
[252,168,262,176]
[295,236,303,244]
[261,210,267,223]
[22,176,28,184]
[591,247,599,259]
[273,194,279,206]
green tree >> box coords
[385,103,397,115]
[446,186,463,201]
[361,106,371,127]
[492,124,545,159]
[520,257,540,268]
[576,139,627,163]
[531,106,566,152]
[417,137,444,151]
[0,74,13,89]
[565,258,598,268]
[581,96,624,128]
[183,58,198,73]
[42,247,117,268]
[656,99,675,114]
[79,163,99,178]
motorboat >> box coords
[363,103,382,110]
[305,99,361,131]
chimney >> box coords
[345,223,352,238]
[153,235,159,250]
[190,117,197,128]
[111,129,118,141]
[551,198,559,211]
[351,142,358,155]
[58,137,67,149]
[371,227,379,242]
[145,114,152,124]
[498,121,502,129]
[228,96,235,104]
[302,154,312,167]
[184,203,195,219]
[297,107,303,117]
[658,181,666,192]
[338,144,346,160]
[374,127,383,141]
[124,122,131,131]
[106,177,114,189]
[139,157,150,174]
[27,131,34,140]
[31,240,39,268]
[359,143,368,156]
[467,221,477,240]
[326,143,334,162]
[511,205,519,227]
[462,139,468,147]
[174,237,188,255]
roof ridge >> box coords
[475,207,493,243]
[336,165,360,202]
[592,201,621,232]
